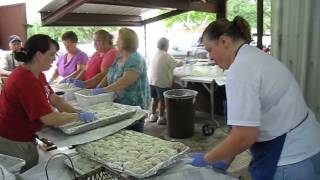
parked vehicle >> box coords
[169,35,208,59]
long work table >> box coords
[7,82,241,180]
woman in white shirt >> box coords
[191,16,320,180]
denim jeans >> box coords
[274,151,320,180]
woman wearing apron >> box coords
[191,16,320,180]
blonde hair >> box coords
[95,29,113,45]
[118,28,139,52]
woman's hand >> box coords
[59,78,74,84]
[72,79,85,88]
[191,152,210,167]
[190,152,231,171]
[78,112,96,122]
[89,88,107,95]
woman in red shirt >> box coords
[72,30,119,88]
[0,34,95,172]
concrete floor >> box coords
[143,112,252,180]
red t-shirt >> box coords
[101,48,119,70]
[85,48,118,80]
[0,67,53,141]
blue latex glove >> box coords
[59,78,74,84]
[59,79,68,84]
[191,153,230,171]
[66,78,75,83]
[78,112,96,123]
[89,88,106,95]
[212,160,229,171]
[48,78,54,84]
[73,80,85,88]
[190,153,210,167]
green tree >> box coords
[161,10,216,31]
[161,0,271,33]
[227,0,271,32]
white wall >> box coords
[271,0,320,120]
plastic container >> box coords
[0,154,26,174]
[74,89,114,107]
[52,86,81,101]
[164,89,198,138]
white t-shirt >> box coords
[0,52,20,71]
[149,50,179,88]
[226,44,320,165]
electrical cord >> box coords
[45,153,77,180]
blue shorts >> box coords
[150,85,170,100]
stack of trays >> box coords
[0,154,26,174]
[57,103,137,135]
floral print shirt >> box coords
[107,52,150,109]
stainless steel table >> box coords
[21,154,239,180]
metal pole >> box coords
[216,0,227,19]
[257,0,263,49]
[144,24,147,57]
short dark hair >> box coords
[14,34,59,63]
[157,37,169,51]
[202,16,252,43]
[61,31,78,43]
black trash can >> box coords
[164,89,198,139]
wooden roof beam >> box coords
[42,0,90,26]
[41,12,143,26]
[88,0,217,13]
[142,10,188,25]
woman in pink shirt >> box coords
[73,30,119,88]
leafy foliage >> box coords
[227,0,271,31]
[161,0,271,33]
[161,11,216,31]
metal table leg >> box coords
[200,82,219,127]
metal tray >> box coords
[57,103,137,135]
[0,154,26,174]
[77,130,190,178]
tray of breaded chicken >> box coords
[57,103,137,135]
[76,130,190,178]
